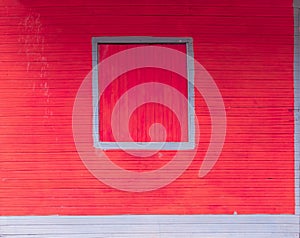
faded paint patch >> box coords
[18,11,52,123]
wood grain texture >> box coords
[0,0,298,236]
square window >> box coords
[92,37,195,150]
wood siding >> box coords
[0,0,298,237]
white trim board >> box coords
[294,0,300,8]
[294,5,300,217]
[0,215,299,237]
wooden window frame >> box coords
[91,36,195,150]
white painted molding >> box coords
[294,0,300,8]
[0,215,299,237]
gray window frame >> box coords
[91,36,195,150]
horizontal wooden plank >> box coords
[0,15,294,26]
[0,5,294,18]
[0,179,295,189]
[0,0,292,7]
[0,169,295,180]
[0,159,294,170]
[0,203,295,215]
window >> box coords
[92,37,195,150]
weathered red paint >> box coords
[0,0,295,215]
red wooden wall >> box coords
[0,0,295,216]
